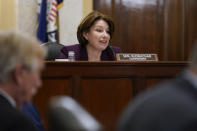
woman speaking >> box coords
[60,11,122,61]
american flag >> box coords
[37,0,64,43]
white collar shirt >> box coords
[0,89,16,108]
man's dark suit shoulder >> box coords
[119,75,197,131]
[0,96,36,131]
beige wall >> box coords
[0,0,16,31]
[0,0,93,38]
[83,0,93,18]
[59,0,93,45]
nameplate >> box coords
[116,53,158,61]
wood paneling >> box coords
[185,0,197,60]
[33,77,72,130]
[79,78,133,130]
[94,0,197,61]
[146,77,171,89]
[33,61,186,131]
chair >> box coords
[48,96,103,131]
[41,42,64,60]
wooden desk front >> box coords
[33,61,187,131]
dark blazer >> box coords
[0,95,36,131]
[118,71,197,131]
[60,44,122,61]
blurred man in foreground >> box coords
[118,42,197,131]
[0,31,46,130]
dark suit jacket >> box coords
[60,44,122,61]
[0,95,36,131]
[118,71,197,131]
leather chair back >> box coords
[41,42,64,60]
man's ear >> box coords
[83,32,88,40]
[13,64,24,85]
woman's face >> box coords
[83,19,110,51]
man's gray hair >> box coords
[0,31,46,83]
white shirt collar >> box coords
[0,89,16,108]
